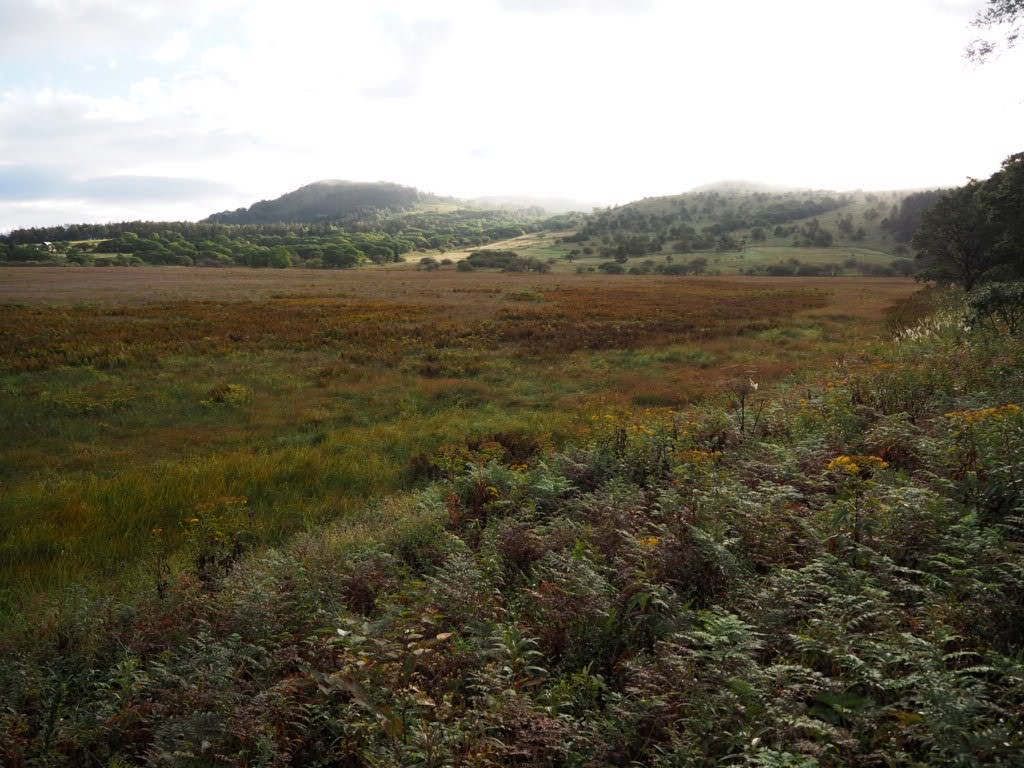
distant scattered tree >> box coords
[264,247,290,268]
[796,264,825,276]
[715,235,740,252]
[323,244,362,268]
[892,259,916,277]
[882,190,945,243]
[6,244,54,261]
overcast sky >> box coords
[0,0,1021,230]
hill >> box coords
[2,180,944,277]
[524,186,942,276]
[203,180,422,225]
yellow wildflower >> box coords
[640,536,661,548]
[945,404,1022,425]
[677,449,719,464]
[827,454,888,476]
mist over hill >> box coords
[203,180,422,225]
[688,180,803,194]
[467,195,599,214]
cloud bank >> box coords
[1,0,1022,231]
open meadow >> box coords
[0,267,920,609]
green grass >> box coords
[0,349,578,605]
[2,289,1022,767]
[0,273,919,609]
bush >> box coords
[967,281,1024,335]
[202,383,254,405]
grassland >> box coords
[469,234,903,275]
[0,267,918,609]
[3,283,1022,767]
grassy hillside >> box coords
[2,287,1022,766]
[468,187,928,277]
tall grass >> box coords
[0,274,919,605]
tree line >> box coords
[0,209,558,269]
[913,152,1023,288]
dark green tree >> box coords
[912,154,1024,287]
[912,182,996,289]
[978,152,1024,279]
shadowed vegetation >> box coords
[1,286,1022,766]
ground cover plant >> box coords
[0,270,918,607]
[1,284,1021,766]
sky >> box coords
[0,0,1021,231]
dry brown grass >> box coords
[0,269,916,365]
[0,267,922,599]
[0,266,912,307]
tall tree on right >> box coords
[967,0,1023,62]
[912,182,995,289]
[912,154,1024,288]
[980,152,1024,279]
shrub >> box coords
[202,383,254,405]
[967,281,1024,335]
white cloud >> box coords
[0,0,1022,230]
[152,30,191,63]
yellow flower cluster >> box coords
[827,454,889,475]
[945,404,1022,425]
[639,536,661,548]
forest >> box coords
[0,208,553,269]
